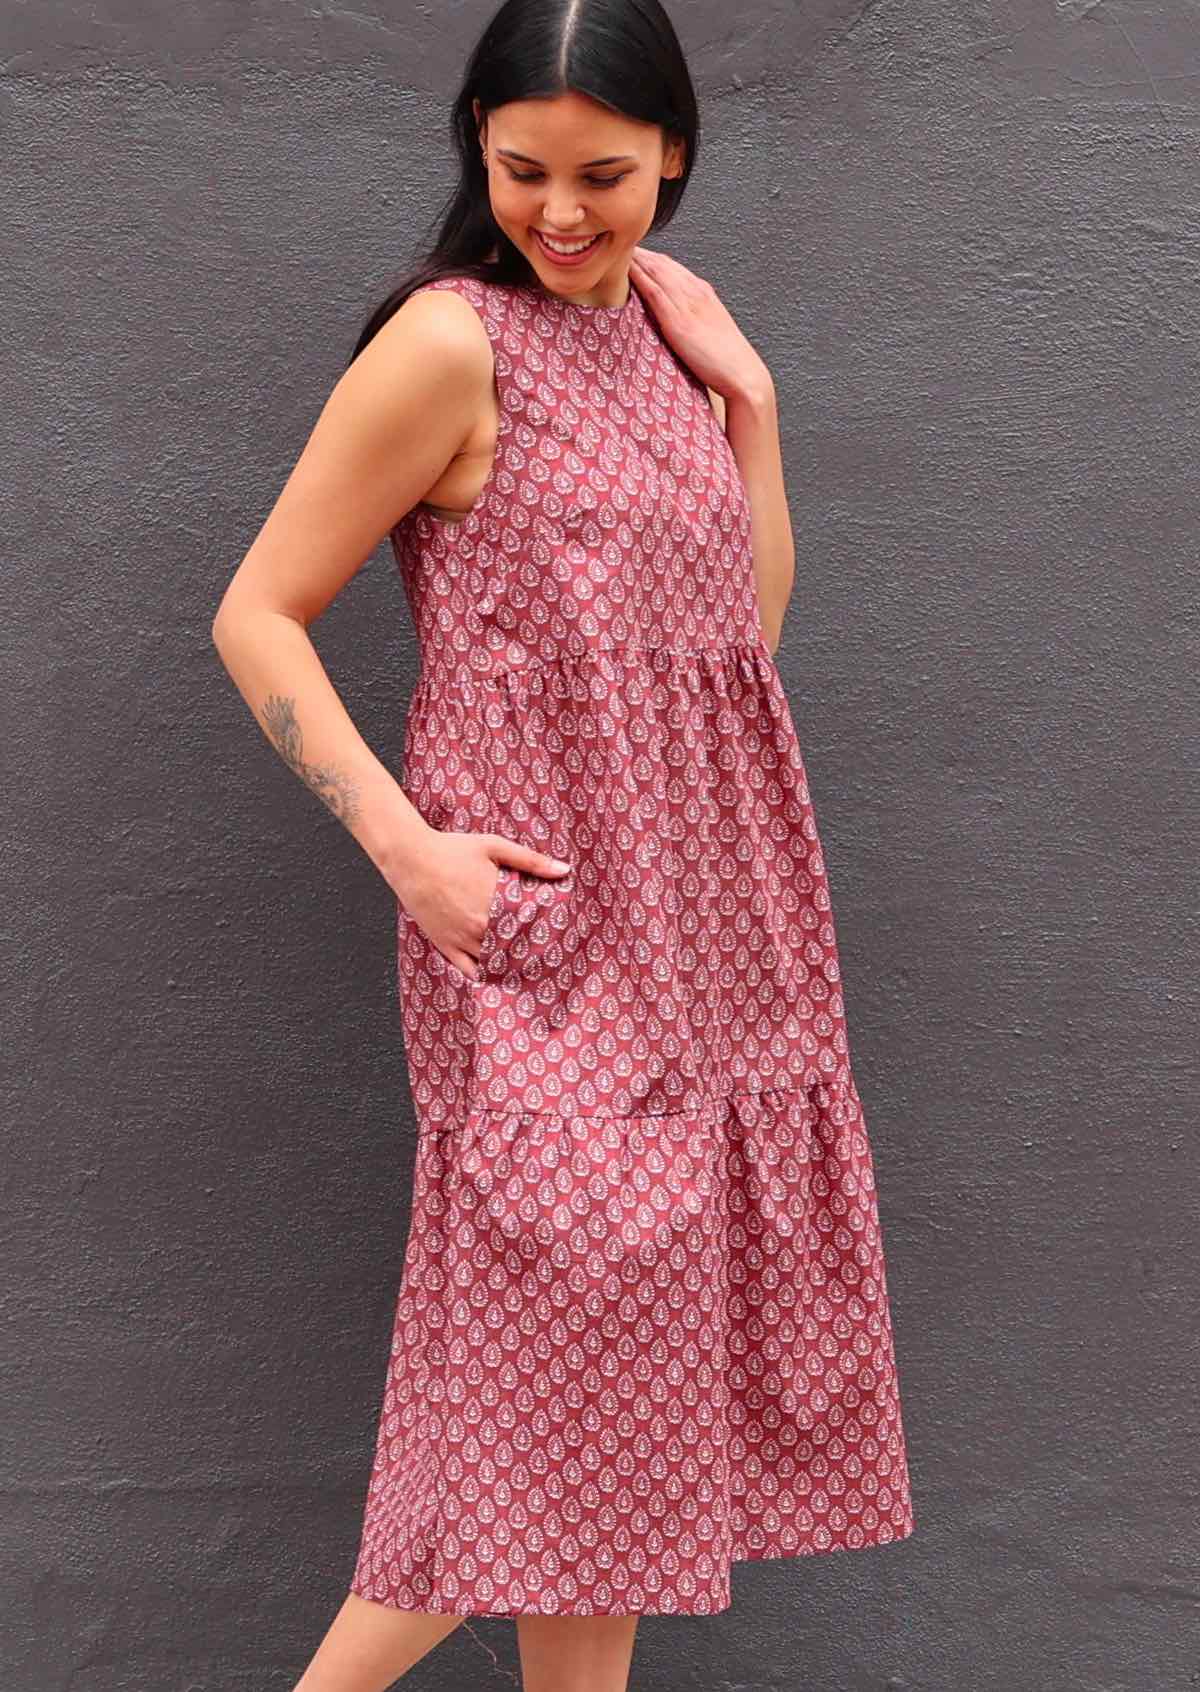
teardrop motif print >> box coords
[349,274,915,1616]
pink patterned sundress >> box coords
[348,271,916,1616]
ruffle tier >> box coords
[349,1078,915,1617]
[397,639,855,1127]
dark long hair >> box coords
[348,0,698,367]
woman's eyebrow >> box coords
[496,148,638,167]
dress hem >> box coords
[347,1515,916,1618]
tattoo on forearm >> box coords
[260,694,362,826]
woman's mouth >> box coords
[532,229,608,267]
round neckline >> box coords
[520,277,638,316]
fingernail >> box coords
[549,859,571,873]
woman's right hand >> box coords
[390,829,572,982]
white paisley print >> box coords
[348,273,916,1616]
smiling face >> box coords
[474,90,685,305]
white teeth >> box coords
[538,232,601,254]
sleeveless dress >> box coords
[348,271,916,1617]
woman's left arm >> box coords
[632,246,795,656]
[721,378,794,656]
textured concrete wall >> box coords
[4,2,1196,1688]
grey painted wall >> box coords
[4,2,1196,1689]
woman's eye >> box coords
[508,170,627,189]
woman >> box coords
[212,1,916,1687]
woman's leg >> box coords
[290,1594,464,1691]
[515,1614,641,1692]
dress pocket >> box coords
[473,862,511,983]
[473,863,575,990]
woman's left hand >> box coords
[628,246,771,401]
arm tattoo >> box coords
[260,694,362,827]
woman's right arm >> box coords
[210,292,489,897]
